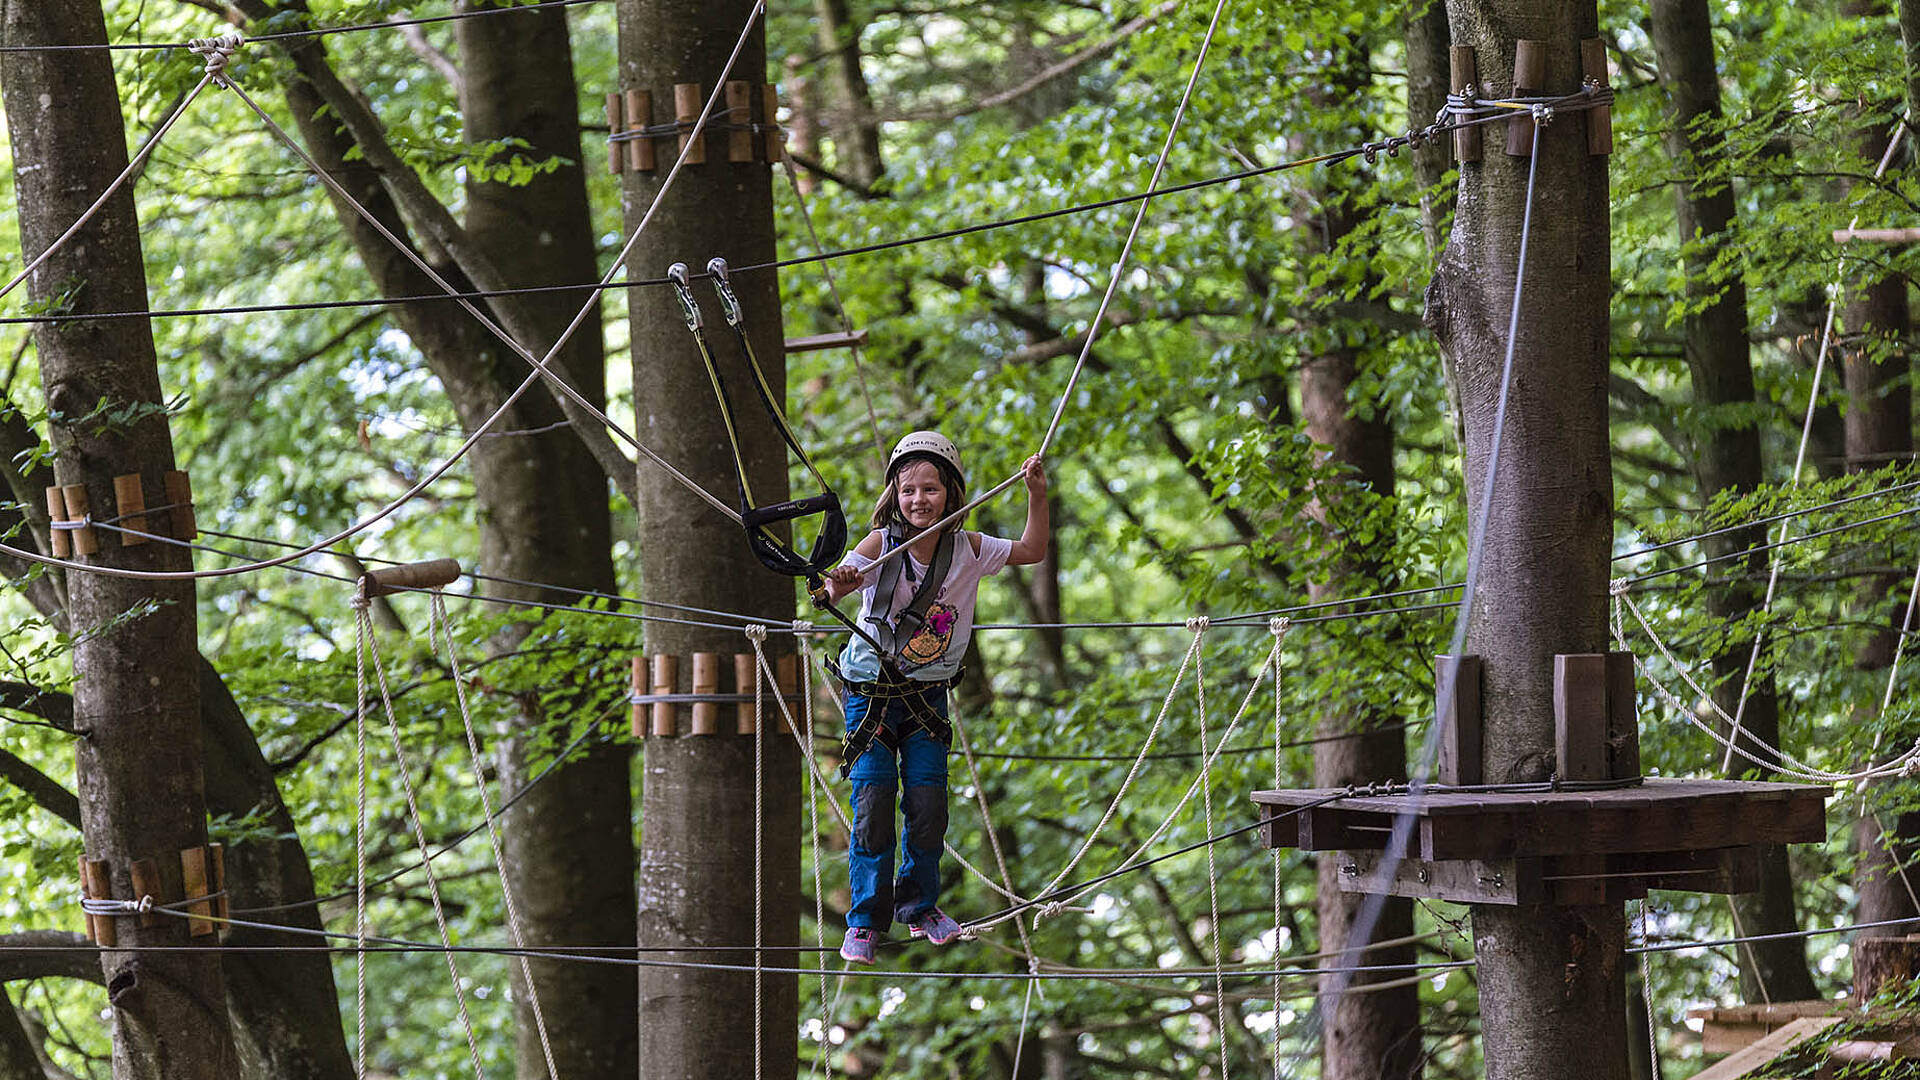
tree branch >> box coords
[0,934,101,985]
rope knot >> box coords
[1035,901,1067,921]
[1185,615,1210,635]
[1268,616,1290,637]
[790,619,815,636]
[743,623,768,646]
[1609,578,1631,597]
[188,35,243,83]
[1904,753,1920,778]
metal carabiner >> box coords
[706,256,745,329]
[667,262,703,332]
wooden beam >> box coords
[1436,654,1482,785]
[1833,226,1920,244]
[1334,850,1542,905]
[1690,1016,1839,1080]
[783,329,869,353]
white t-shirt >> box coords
[837,530,1013,682]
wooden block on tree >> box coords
[605,92,625,173]
[690,652,720,735]
[725,81,754,163]
[61,483,97,555]
[1506,40,1546,157]
[79,856,108,944]
[630,656,646,737]
[180,846,214,936]
[1450,45,1481,162]
[650,654,677,736]
[163,470,196,540]
[1436,654,1482,785]
[1581,37,1612,155]
[625,89,654,172]
[674,83,705,164]
[112,474,147,547]
[129,857,163,929]
[209,842,227,922]
[734,653,756,733]
[45,486,70,558]
[762,84,783,162]
[1555,654,1611,782]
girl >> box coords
[823,431,1049,964]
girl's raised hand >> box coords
[1022,454,1047,496]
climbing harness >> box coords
[826,654,962,778]
[865,525,956,674]
[668,259,847,579]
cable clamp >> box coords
[49,515,92,531]
[1185,615,1210,634]
[188,35,244,85]
[705,257,745,329]
[744,623,768,645]
[666,263,702,332]
[1530,103,1555,126]
[1362,142,1381,165]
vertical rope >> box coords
[352,597,370,1080]
[1269,617,1288,1080]
[1192,621,1230,1080]
[1639,900,1659,1075]
[429,596,560,1080]
[794,632,836,1080]
[747,625,768,1080]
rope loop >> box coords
[1268,616,1290,637]
[791,619,814,635]
[1609,578,1631,597]
[1185,615,1211,635]
[188,35,243,83]
[744,623,769,646]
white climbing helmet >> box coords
[887,430,964,484]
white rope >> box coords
[1270,616,1287,1080]
[1722,116,1910,769]
[352,595,371,1080]
[429,596,560,1080]
[1193,620,1231,1080]
[745,623,768,1080]
[360,604,490,1080]
[948,698,1041,969]
[862,0,1236,575]
[1639,900,1659,1076]
[1612,585,1919,782]
[792,633,836,1080]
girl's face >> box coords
[894,460,949,532]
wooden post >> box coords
[725,81,754,163]
[360,558,461,597]
[1437,654,1483,785]
[112,473,147,546]
[1554,653,1610,782]
[208,841,227,922]
[1506,40,1547,157]
[735,653,756,733]
[605,92,625,174]
[674,83,705,164]
[1581,38,1611,155]
[650,654,677,736]
[690,652,720,735]
[60,483,97,555]
[1450,45,1481,163]
[180,846,214,936]
[129,857,163,929]
[625,89,654,172]
[1606,651,1641,779]
[79,856,107,944]
[45,486,70,557]
[761,84,782,162]
[162,469,196,539]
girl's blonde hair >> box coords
[870,454,968,535]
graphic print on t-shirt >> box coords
[900,600,959,667]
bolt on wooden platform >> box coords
[1249,651,1829,905]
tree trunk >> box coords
[1405,0,1455,260]
[811,0,884,188]
[1647,0,1819,1004]
[618,3,802,1076]
[1302,44,1422,1080]
[1426,6,1625,1079]
[453,8,638,1078]
[0,2,237,1077]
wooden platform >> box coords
[1251,778,1828,905]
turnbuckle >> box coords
[706,257,745,328]
[667,262,703,332]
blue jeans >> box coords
[844,686,950,931]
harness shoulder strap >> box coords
[869,529,956,661]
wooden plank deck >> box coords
[1252,778,1828,861]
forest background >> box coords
[0,0,1915,1077]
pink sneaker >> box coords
[906,907,963,946]
[839,927,877,965]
